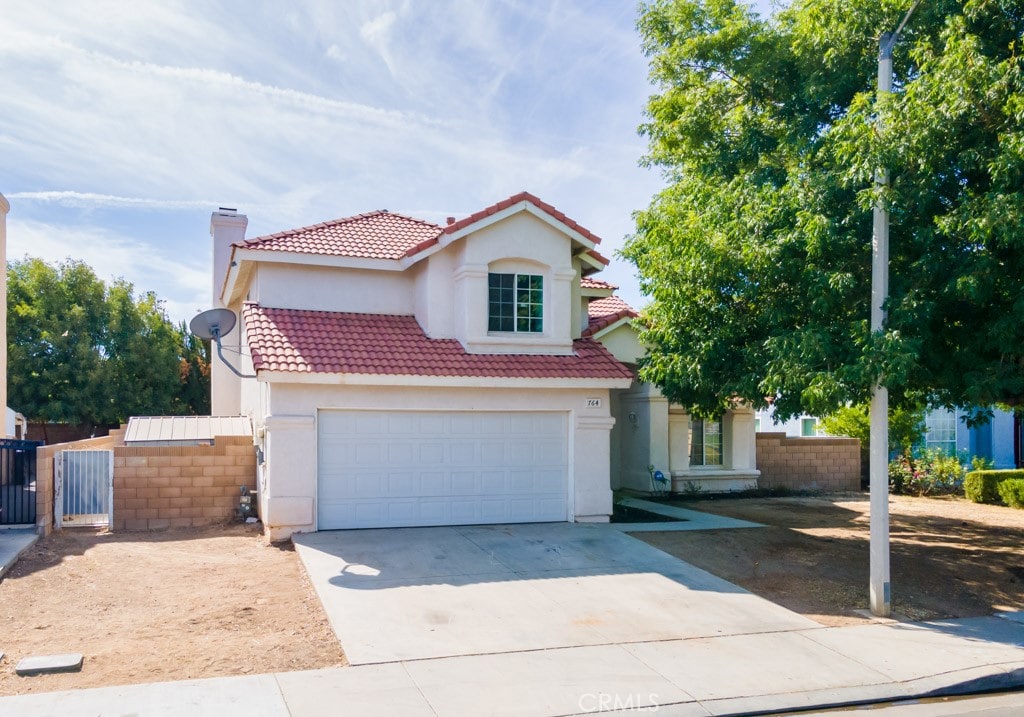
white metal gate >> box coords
[55,450,114,528]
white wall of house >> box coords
[251,262,415,315]
[210,209,248,415]
[256,381,618,540]
[454,212,576,355]
[0,192,9,430]
[755,406,823,437]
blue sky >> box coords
[1,0,775,323]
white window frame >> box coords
[924,408,957,456]
[488,272,543,334]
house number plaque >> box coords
[585,398,602,408]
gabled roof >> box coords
[583,296,639,337]
[232,191,606,265]
[235,211,442,260]
[242,303,633,381]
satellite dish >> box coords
[189,308,254,379]
[189,308,237,341]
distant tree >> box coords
[623,0,1024,420]
[821,403,926,465]
[7,257,210,424]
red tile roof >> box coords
[236,211,443,260]
[583,296,639,337]
[242,304,634,380]
[580,276,617,290]
[439,191,603,245]
[233,192,604,262]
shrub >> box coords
[889,448,964,496]
[964,469,1024,504]
[997,478,1024,509]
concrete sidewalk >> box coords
[0,528,37,580]
[2,614,1021,716]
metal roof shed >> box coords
[124,416,252,446]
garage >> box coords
[316,409,569,529]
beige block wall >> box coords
[36,430,256,534]
[755,432,861,492]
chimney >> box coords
[0,193,8,431]
[210,207,247,308]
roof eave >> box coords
[254,370,632,389]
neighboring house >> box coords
[761,401,1020,469]
[209,192,757,539]
[755,407,824,437]
[923,407,1018,468]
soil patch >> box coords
[0,525,344,695]
[636,494,1024,626]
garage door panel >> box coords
[317,410,569,529]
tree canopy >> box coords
[7,257,210,425]
[623,0,1024,420]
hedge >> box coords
[997,478,1024,509]
[964,469,1024,504]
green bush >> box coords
[964,469,1024,504]
[997,478,1024,509]
[888,448,964,496]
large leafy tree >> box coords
[8,258,210,424]
[623,0,1024,420]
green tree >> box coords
[623,0,1024,420]
[820,403,926,469]
[7,257,210,424]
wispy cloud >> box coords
[8,191,217,211]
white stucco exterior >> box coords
[0,192,9,431]
[207,196,758,538]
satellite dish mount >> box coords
[189,308,256,379]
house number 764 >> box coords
[586,398,602,408]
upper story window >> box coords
[488,273,543,333]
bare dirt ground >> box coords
[0,525,345,696]
[638,493,1024,627]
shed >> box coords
[124,416,252,447]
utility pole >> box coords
[869,2,921,618]
[869,30,894,617]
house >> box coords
[761,399,1021,468]
[209,192,758,539]
[922,407,1019,468]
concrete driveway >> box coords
[294,523,818,665]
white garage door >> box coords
[317,410,569,529]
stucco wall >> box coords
[755,432,861,491]
[253,262,415,315]
[259,382,615,540]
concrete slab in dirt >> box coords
[275,665,433,717]
[0,673,289,717]
[0,529,37,580]
[15,653,83,676]
[294,523,818,665]
[402,643,702,717]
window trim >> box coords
[487,272,544,334]
[924,408,957,456]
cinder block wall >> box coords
[755,432,861,492]
[36,431,256,534]
[114,436,256,531]
[36,432,122,535]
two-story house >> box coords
[209,193,757,540]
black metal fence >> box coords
[0,439,42,525]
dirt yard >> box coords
[638,494,1024,626]
[0,525,344,695]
